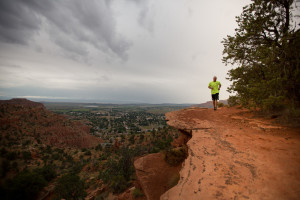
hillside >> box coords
[0,98,181,199]
[158,107,300,199]
[0,98,101,148]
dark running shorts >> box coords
[212,93,219,101]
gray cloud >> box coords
[138,4,154,33]
[0,0,255,104]
[0,0,41,44]
[127,0,154,33]
[0,0,131,60]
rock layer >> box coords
[161,107,300,200]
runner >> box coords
[208,76,221,110]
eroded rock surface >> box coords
[161,107,300,200]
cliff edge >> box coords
[161,107,300,200]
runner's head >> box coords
[213,76,217,82]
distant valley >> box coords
[0,98,187,199]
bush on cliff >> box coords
[132,188,144,198]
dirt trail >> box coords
[161,107,300,200]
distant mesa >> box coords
[0,98,102,148]
[0,98,45,107]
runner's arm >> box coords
[208,83,212,89]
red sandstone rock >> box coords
[161,107,300,200]
[134,153,181,200]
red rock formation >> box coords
[133,153,181,200]
[0,98,101,148]
[161,107,300,200]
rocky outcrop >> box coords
[0,98,101,148]
[161,107,300,200]
[134,153,181,200]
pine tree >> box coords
[222,0,300,111]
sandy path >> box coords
[161,107,300,200]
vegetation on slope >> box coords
[0,99,181,199]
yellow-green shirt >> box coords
[209,81,221,94]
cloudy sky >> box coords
[0,0,251,104]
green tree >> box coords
[139,134,144,143]
[222,0,300,111]
[5,170,47,200]
[1,160,10,178]
[22,151,32,162]
[34,165,57,182]
[95,144,103,151]
[55,173,86,200]
[84,150,91,156]
[117,147,135,181]
[129,135,135,144]
[99,146,135,194]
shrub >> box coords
[11,161,18,169]
[99,147,135,194]
[22,151,32,161]
[1,160,10,177]
[45,145,52,154]
[6,152,17,160]
[51,153,60,160]
[227,95,240,107]
[165,147,187,166]
[34,165,57,182]
[95,144,103,151]
[69,162,83,174]
[22,140,31,147]
[84,150,91,156]
[55,173,86,200]
[0,147,7,156]
[262,96,285,111]
[5,170,47,200]
[132,188,144,198]
[110,175,127,194]
[218,102,224,107]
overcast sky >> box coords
[0,0,252,104]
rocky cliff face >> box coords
[160,107,300,200]
[0,98,101,148]
[133,153,181,200]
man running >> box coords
[208,76,221,110]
